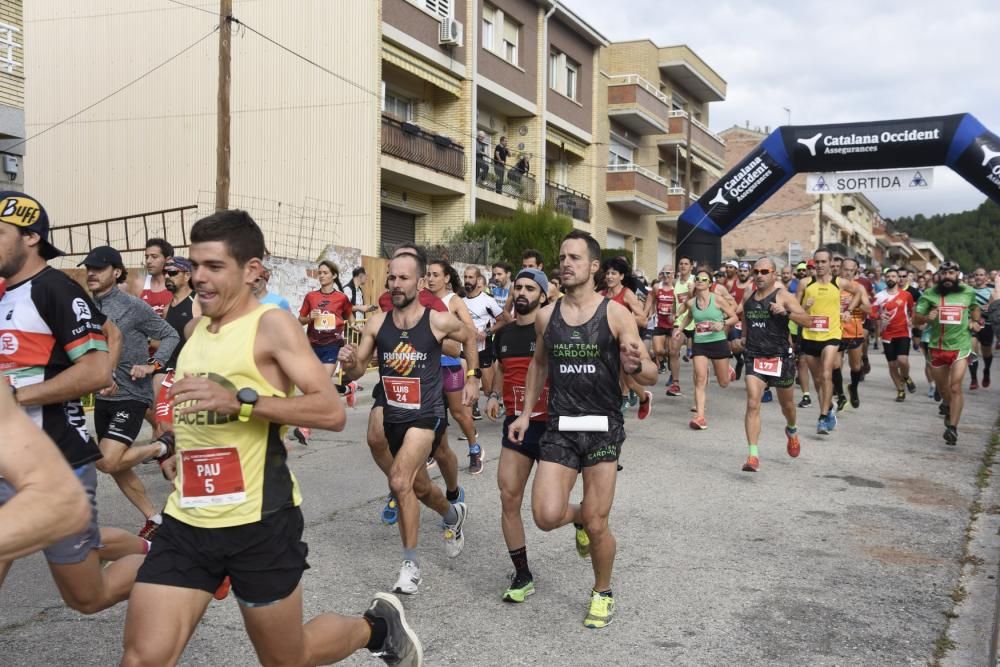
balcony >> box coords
[381,115,464,179]
[666,186,693,213]
[657,111,726,167]
[545,182,591,222]
[606,164,669,215]
[476,160,537,205]
[606,74,670,135]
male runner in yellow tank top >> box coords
[796,248,864,435]
[123,210,421,666]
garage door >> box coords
[380,206,416,254]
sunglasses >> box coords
[695,276,712,283]
[752,269,772,276]
[164,270,181,276]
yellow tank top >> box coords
[164,304,301,528]
[801,278,842,341]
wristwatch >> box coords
[466,368,482,379]
[146,357,165,373]
[236,387,259,422]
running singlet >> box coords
[743,290,790,358]
[653,287,675,329]
[674,276,695,331]
[379,289,447,313]
[602,287,630,306]
[730,281,751,307]
[493,321,548,421]
[164,304,301,529]
[690,293,726,344]
[915,285,977,354]
[0,267,107,467]
[840,289,865,339]
[299,289,352,347]
[874,290,914,340]
[543,299,622,424]
[164,294,195,369]
[140,274,171,318]
[376,308,445,423]
[801,278,842,341]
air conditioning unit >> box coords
[439,17,463,47]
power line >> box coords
[8,25,220,153]
[163,0,218,17]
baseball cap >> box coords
[939,260,960,272]
[165,256,192,272]
[725,260,739,268]
[0,191,64,260]
[795,262,808,270]
[806,259,816,268]
[515,268,548,295]
[78,245,123,269]
[738,261,752,271]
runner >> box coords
[0,191,146,613]
[426,259,484,474]
[126,209,421,666]
[673,268,739,430]
[463,265,505,424]
[854,266,877,371]
[796,249,864,434]
[508,229,657,629]
[874,268,917,402]
[601,256,652,418]
[788,262,812,408]
[739,258,812,472]
[674,256,696,361]
[913,261,981,445]
[652,265,682,397]
[133,237,174,317]
[339,251,476,595]
[298,260,356,406]
[833,258,871,411]
[499,248,545,322]
[727,261,754,380]
[82,246,180,537]
[486,268,550,603]
[970,267,993,389]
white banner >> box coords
[805,168,934,194]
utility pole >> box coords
[215,0,232,211]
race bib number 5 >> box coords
[752,357,782,377]
[809,316,830,332]
[939,305,963,325]
[179,448,246,508]
[384,376,421,410]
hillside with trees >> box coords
[887,199,1000,269]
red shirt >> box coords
[299,289,352,347]
[653,287,676,329]
[492,321,548,421]
[378,289,447,313]
[875,289,914,340]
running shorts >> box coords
[539,417,625,471]
[652,327,673,338]
[929,348,971,369]
[800,339,841,357]
[94,399,148,446]
[744,355,795,389]
[882,337,911,362]
[691,340,732,360]
[976,325,995,347]
[501,414,544,460]
[311,343,341,364]
[384,417,446,458]
[441,365,465,393]
[838,337,864,352]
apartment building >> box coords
[719,125,879,268]
[0,0,23,189]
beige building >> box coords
[0,0,23,189]
[719,125,879,268]
[26,0,727,277]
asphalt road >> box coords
[1,350,998,666]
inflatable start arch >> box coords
[679,113,1000,237]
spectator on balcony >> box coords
[476,131,490,182]
[494,136,510,193]
[510,153,530,187]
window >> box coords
[671,91,687,113]
[410,0,451,19]
[381,83,413,121]
[549,52,560,89]
[608,139,633,167]
[565,61,578,100]
[549,49,579,100]
[483,4,519,66]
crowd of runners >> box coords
[2,190,1000,666]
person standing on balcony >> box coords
[494,136,510,194]
[510,153,529,187]
[476,131,490,182]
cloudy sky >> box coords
[570,0,996,219]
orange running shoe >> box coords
[214,576,231,601]
[742,456,759,472]
[785,427,800,458]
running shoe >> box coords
[943,425,958,446]
[214,576,231,601]
[688,416,708,430]
[619,396,629,412]
[848,385,860,409]
[628,390,639,408]
[939,402,950,418]
[381,493,399,525]
[798,394,812,408]
[667,374,675,386]
[440,486,466,528]
[392,560,422,596]
[471,403,483,420]
[345,382,357,408]
[443,502,467,558]
[290,427,311,446]
[137,518,160,541]
[927,384,936,399]
[502,573,536,603]
[658,362,667,374]
[984,373,992,389]
[468,445,484,475]
[741,455,760,472]
[575,524,590,558]
[905,377,917,393]
[666,383,682,397]
[637,391,652,420]
[147,430,175,464]
[836,394,848,412]
[933,387,942,402]
[895,389,906,403]
[584,590,616,629]
[970,380,979,391]
[785,426,800,458]
[827,410,838,431]
[761,388,773,403]
[817,415,830,435]
[458,431,479,442]
[365,592,423,666]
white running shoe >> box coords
[392,560,421,596]
[443,502,467,558]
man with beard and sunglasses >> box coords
[913,261,982,445]
[874,268,917,402]
[485,268,549,604]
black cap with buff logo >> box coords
[0,191,63,260]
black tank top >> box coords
[164,294,195,369]
[376,307,444,423]
[543,298,622,422]
[744,289,791,357]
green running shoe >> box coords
[502,573,535,603]
[575,524,590,558]
[584,590,615,629]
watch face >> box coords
[237,388,259,405]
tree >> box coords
[450,204,573,270]
[888,198,1000,269]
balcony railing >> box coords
[664,110,726,163]
[545,182,591,221]
[381,115,464,179]
[476,159,536,204]
[608,74,669,104]
[607,162,667,184]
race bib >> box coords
[695,321,714,334]
[512,384,547,418]
[179,448,247,508]
[752,357,782,377]
[809,316,830,332]
[384,376,421,410]
[314,313,341,332]
[939,305,963,325]
[657,302,673,317]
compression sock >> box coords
[443,504,459,526]
[832,368,844,397]
[970,359,979,383]
[985,357,993,378]
[748,444,759,458]
[850,370,862,389]
[509,546,531,580]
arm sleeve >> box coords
[37,277,108,362]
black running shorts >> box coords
[800,339,840,357]
[976,325,995,347]
[136,507,309,606]
[539,417,625,471]
[384,417,446,458]
[94,399,148,446]
[882,337,911,362]
[691,340,732,360]
[744,355,795,389]
[838,337,864,352]
[501,414,543,460]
